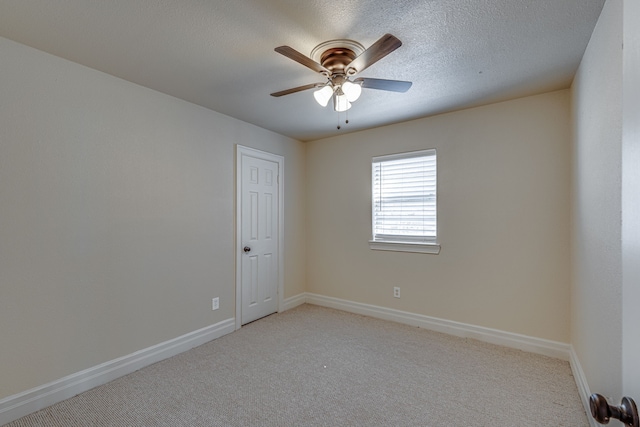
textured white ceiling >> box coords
[0,0,604,141]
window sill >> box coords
[368,240,441,254]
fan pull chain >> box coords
[337,110,350,130]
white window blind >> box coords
[372,149,437,244]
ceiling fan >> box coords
[270,34,412,113]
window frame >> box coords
[369,149,440,254]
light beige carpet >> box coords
[6,304,589,426]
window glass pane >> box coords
[372,149,436,243]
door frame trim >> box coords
[235,145,284,330]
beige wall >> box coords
[306,90,572,343]
[570,0,623,401]
[0,36,306,399]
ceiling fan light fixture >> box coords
[313,85,334,107]
[334,90,352,112]
[342,80,362,102]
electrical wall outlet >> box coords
[393,287,400,298]
[212,297,219,310]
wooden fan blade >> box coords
[275,46,330,75]
[345,34,402,75]
[355,77,412,92]
[270,83,323,97]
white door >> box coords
[237,146,282,326]
[622,0,640,400]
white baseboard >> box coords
[304,293,571,360]
[281,293,307,311]
[569,345,597,427]
[0,318,235,426]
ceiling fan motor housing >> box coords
[320,48,358,74]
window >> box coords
[370,149,440,254]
